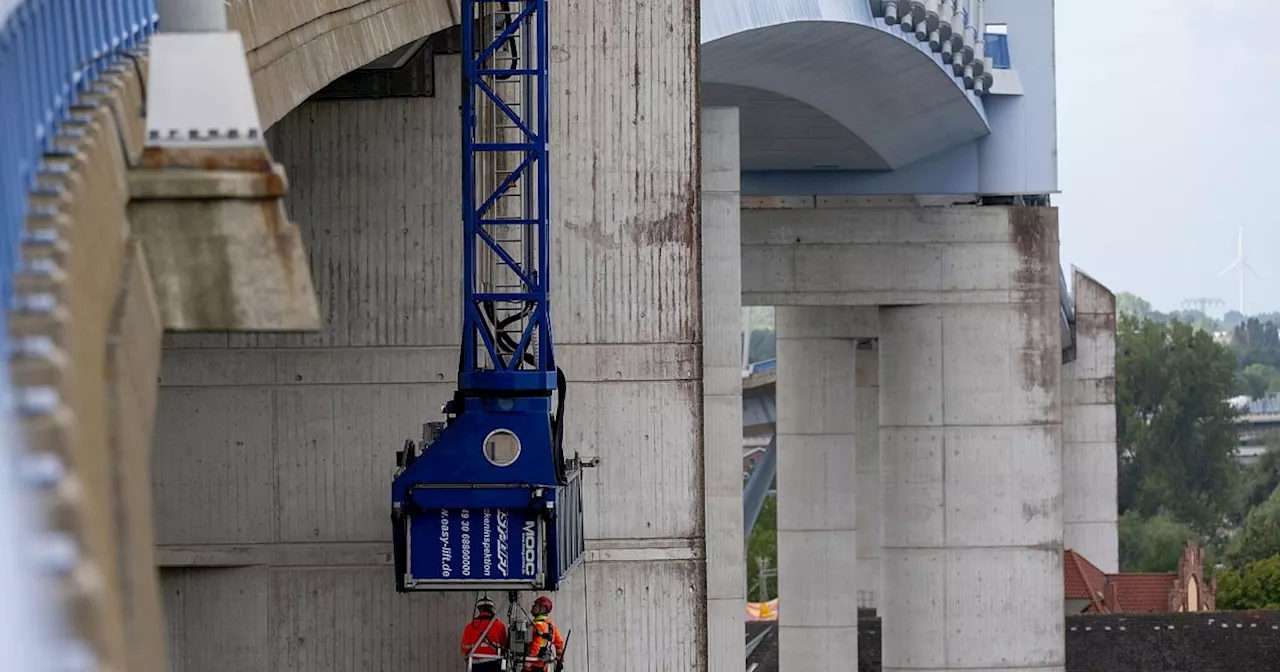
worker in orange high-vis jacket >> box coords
[461,597,509,672]
[524,596,566,671]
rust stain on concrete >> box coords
[626,176,699,250]
[138,146,275,173]
[1009,207,1059,394]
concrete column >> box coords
[1063,269,1119,572]
[855,341,881,612]
[701,107,745,672]
[879,297,1064,672]
[776,306,859,672]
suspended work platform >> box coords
[389,0,594,593]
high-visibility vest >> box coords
[525,618,563,668]
[461,616,507,657]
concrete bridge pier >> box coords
[775,307,871,670]
[745,204,1067,672]
[764,305,885,666]
[1062,269,1119,573]
[879,298,1064,672]
[702,105,748,671]
[875,216,1065,672]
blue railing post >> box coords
[1,0,160,309]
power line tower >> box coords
[1182,297,1224,315]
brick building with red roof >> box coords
[1064,541,1216,614]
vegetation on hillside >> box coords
[1111,296,1280,607]
[1115,314,1239,536]
[745,494,777,601]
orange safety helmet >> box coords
[532,596,553,615]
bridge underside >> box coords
[701,19,989,173]
[3,1,1097,671]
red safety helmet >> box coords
[532,596,553,615]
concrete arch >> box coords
[702,19,989,171]
[703,82,889,171]
[228,0,458,128]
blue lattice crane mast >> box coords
[391,0,594,595]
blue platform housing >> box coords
[392,395,586,591]
[390,0,587,593]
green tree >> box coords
[1230,318,1280,370]
[1234,444,1280,522]
[1116,292,1155,320]
[1237,363,1280,400]
[1116,314,1241,535]
[1233,318,1280,350]
[1168,310,1222,333]
[745,494,777,601]
[1255,312,1280,327]
[1225,487,1280,567]
[1118,511,1200,572]
[1215,554,1280,610]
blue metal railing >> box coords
[0,0,157,337]
[0,2,157,667]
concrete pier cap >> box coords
[133,26,321,332]
[741,205,1061,308]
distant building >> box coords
[1064,542,1216,614]
[1236,395,1280,466]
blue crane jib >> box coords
[390,0,593,592]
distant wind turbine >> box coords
[1218,226,1262,315]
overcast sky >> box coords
[1054,0,1280,316]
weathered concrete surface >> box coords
[776,306,859,671]
[154,66,486,670]
[741,205,1061,307]
[877,206,1065,672]
[154,0,711,658]
[8,58,167,672]
[128,156,320,331]
[1062,268,1119,573]
[107,242,168,672]
[228,0,458,129]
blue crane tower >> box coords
[390,0,593,594]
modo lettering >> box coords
[522,520,537,576]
